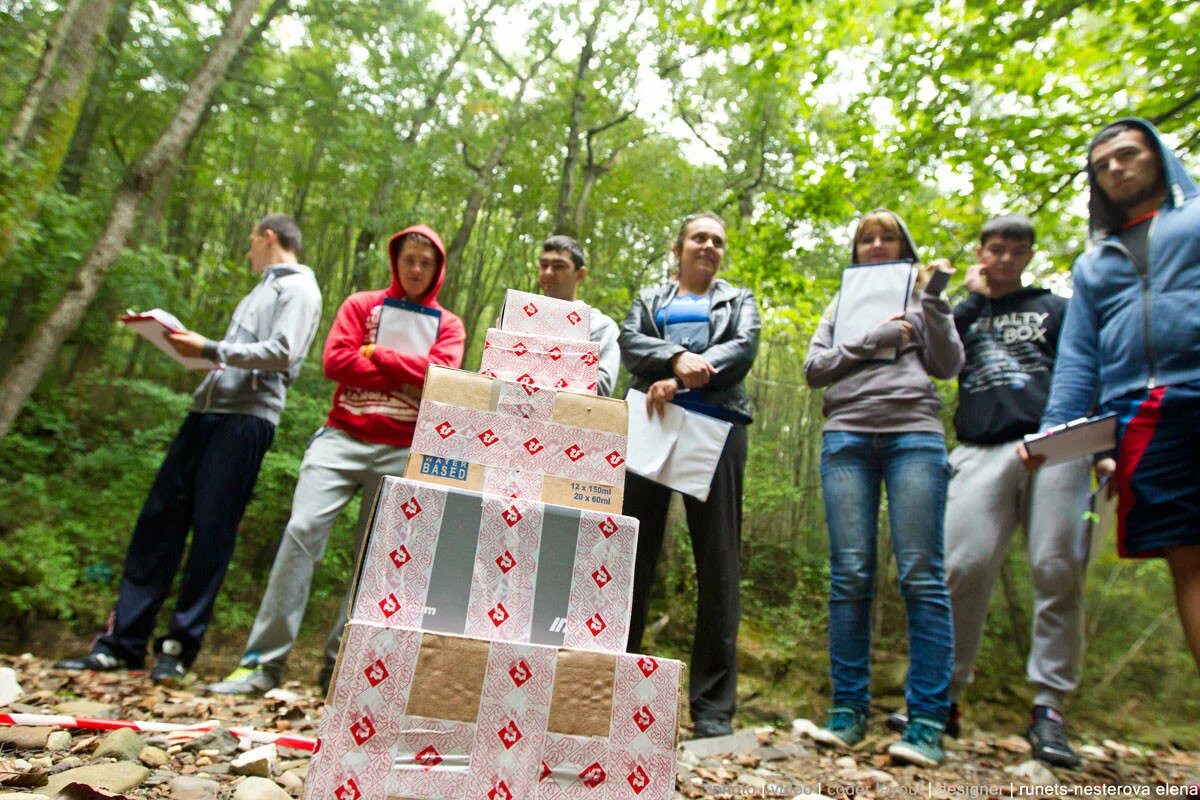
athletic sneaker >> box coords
[810,707,868,748]
[150,639,187,686]
[207,666,277,695]
[887,702,960,738]
[54,651,135,671]
[1027,706,1082,768]
[888,717,945,767]
[692,716,734,738]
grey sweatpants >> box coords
[240,426,410,677]
[944,441,1092,711]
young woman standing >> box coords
[804,209,963,766]
[620,212,761,738]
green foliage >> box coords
[0,0,1196,733]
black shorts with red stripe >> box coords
[1107,382,1200,558]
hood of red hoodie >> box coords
[387,224,448,305]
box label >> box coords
[418,455,470,481]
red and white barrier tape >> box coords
[0,712,317,752]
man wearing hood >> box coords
[55,214,322,685]
[933,214,1091,767]
[1034,119,1200,676]
[209,225,465,695]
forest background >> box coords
[0,0,1196,745]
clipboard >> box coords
[831,260,917,360]
[119,308,219,370]
[377,298,441,355]
[1023,413,1118,466]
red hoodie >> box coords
[322,224,466,447]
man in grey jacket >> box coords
[55,214,322,685]
[536,234,620,396]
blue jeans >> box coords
[820,431,953,722]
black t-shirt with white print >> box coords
[952,287,1068,445]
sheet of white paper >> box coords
[831,261,916,359]
[625,389,732,502]
[121,308,217,370]
[377,299,440,355]
[1023,415,1117,466]
[626,389,685,476]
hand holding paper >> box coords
[165,330,208,358]
[645,378,678,418]
[1020,413,1118,467]
[120,308,219,370]
[626,388,732,501]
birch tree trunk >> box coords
[0,0,117,264]
[0,0,264,443]
[2,0,85,157]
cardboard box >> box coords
[406,367,627,512]
[499,290,591,342]
[350,477,636,653]
[306,624,681,800]
[480,328,600,396]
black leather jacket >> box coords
[619,279,761,423]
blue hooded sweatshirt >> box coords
[1041,118,1200,428]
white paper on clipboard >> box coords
[1023,413,1117,466]
[377,298,441,355]
[120,308,218,371]
[626,389,732,502]
[831,260,917,360]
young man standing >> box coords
[537,234,620,396]
[1032,119,1200,679]
[915,215,1092,767]
[55,214,322,684]
[209,224,465,695]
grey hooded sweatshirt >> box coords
[191,262,322,425]
[804,211,964,433]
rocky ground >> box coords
[1,653,1197,800]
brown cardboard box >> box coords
[348,476,636,654]
[498,289,591,342]
[306,623,681,800]
[479,328,601,395]
[405,366,628,512]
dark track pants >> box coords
[96,412,274,666]
[624,424,748,721]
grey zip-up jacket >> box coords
[619,278,761,422]
[804,211,964,433]
[191,262,322,425]
[585,304,621,397]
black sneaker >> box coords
[54,651,132,671]
[691,716,733,738]
[150,639,188,686]
[1027,706,1081,768]
[887,702,961,738]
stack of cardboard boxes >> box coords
[305,291,682,800]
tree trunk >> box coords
[0,0,118,265]
[553,2,606,236]
[59,0,134,196]
[3,0,85,157]
[0,0,264,443]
